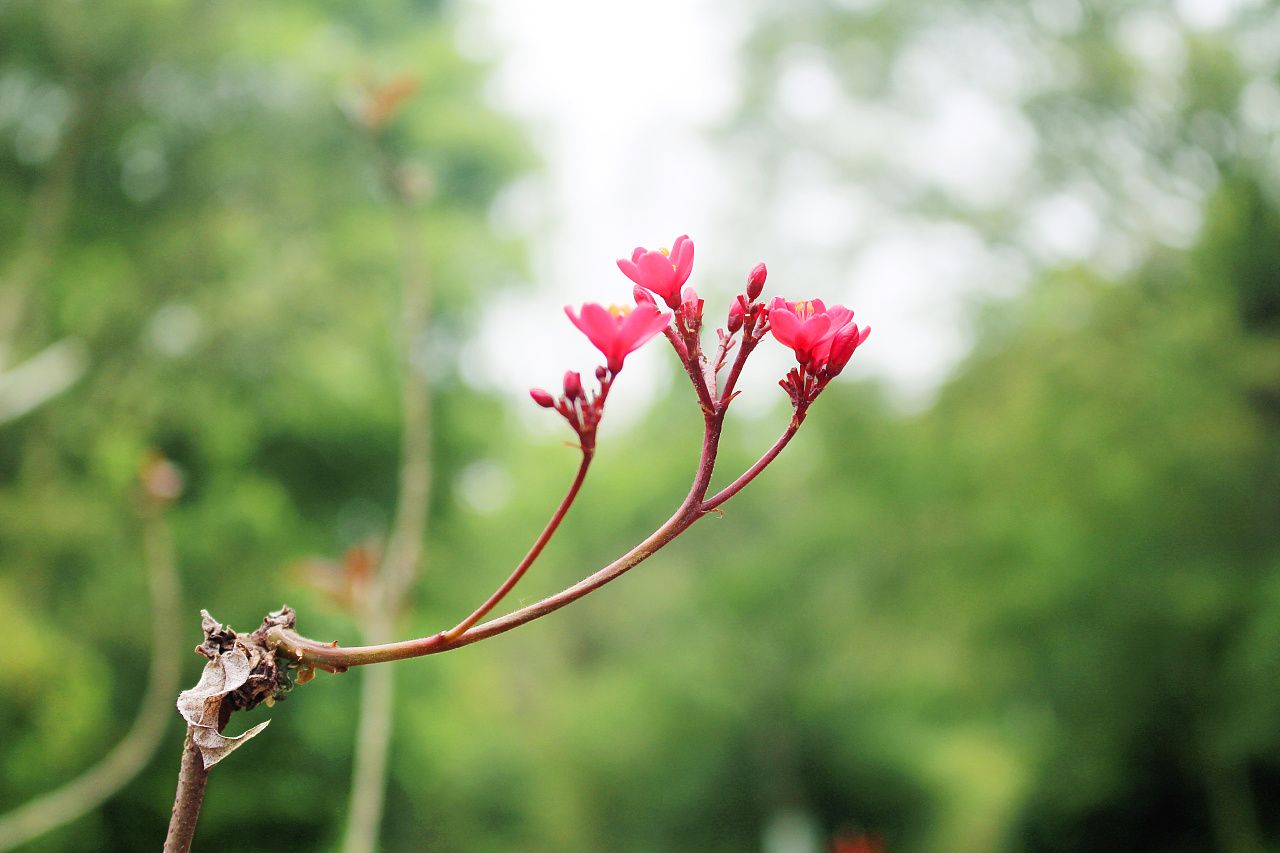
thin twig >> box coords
[445,452,593,639]
[0,86,92,372]
[718,321,768,408]
[162,728,210,853]
[342,150,434,853]
[0,492,182,850]
[701,419,802,513]
[269,414,734,670]
[343,646,394,853]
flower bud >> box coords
[825,324,871,377]
[746,262,767,300]
[529,388,556,408]
[680,286,704,322]
[563,370,583,400]
[633,285,656,306]
[727,298,744,333]
[595,365,608,381]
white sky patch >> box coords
[841,224,1028,409]
[1241,77,1280,134]
[456,0,743,424]
[1117,9,1188,78]
[455,0,1043,416]
[774,48,846,123]
[1175,0,1260,31]
[1023,193,1103,265]
[906,88,1037,209]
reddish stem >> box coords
[265,310,806,674]
[269,416,725,671]
[719,328,762,409]
[701,416,802,513]
[666,322,716,414]
[444,451,593,640]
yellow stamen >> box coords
[607,304,632,319]
[658,247,670,257]
[796,300,816,320]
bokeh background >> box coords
[2,0,1279,850]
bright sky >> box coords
[455,0,749,424]
[457,0,1017,422]
[454,0,1250,421]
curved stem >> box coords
[718,327,765,409]
[445,452,592,640]
[342,657,394,853]
[0,500,182,851]
[342,145,435,853]
[701,418,801,513]
[377,175,433,613]
[0,87,92,372]
[270,415,726,671]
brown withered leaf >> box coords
[189,719,270,769]
[176,613,274,769]
[360,74,421,130]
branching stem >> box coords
[268,389,804,672]
[445,451,593,639]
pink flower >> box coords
[768,297,868,374]
[565,302,673,373]
[616,235,694,309]
[822,321,871,376]
[768,297,841,364]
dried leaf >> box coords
[189,720,270,770]
[176,649,251,728]
[177,646,269,769]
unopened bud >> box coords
[680,286,704,323]
[563,370,583,400]
[727,299,744,333]
[530,388,556,408]
[633,285,656,306]
[595,365,608,381]
[746,262,767,300]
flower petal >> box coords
[619,303,672,352]
[637,251,679,303]
[824,305,854,330]
[795,315,832,351]
[616,259,642,286]
[768,306,801,348]
[566,302,622,358]
[671,235,694,285]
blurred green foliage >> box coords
[1,1,1279,852]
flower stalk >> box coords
[164,232,871,850]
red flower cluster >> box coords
[532,233,870,435]
[768,297,870,377]
[529,366,615,452]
